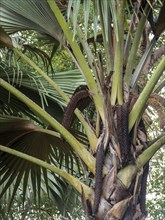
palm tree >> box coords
[0,0,165,219]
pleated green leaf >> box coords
[0,0,63,42]
[0,118,81,210]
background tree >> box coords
[0,0,165,219]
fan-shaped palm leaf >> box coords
[0,117,81,210]
[0,0,65,42]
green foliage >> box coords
[0,185,83,220]
[0,0,165,219]
[147,148,165,220]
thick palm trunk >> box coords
[85,101,149,220]
[94,161,149,220]
[89,145,149,219]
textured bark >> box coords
[88,101,149,220]
[93,145,105,215]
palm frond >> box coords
[130,36,157,88]
[0,117,81,210]
[0,170,81,218]
[47,177,82,217]
[0,0,64,42]
[0,61,85,119]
